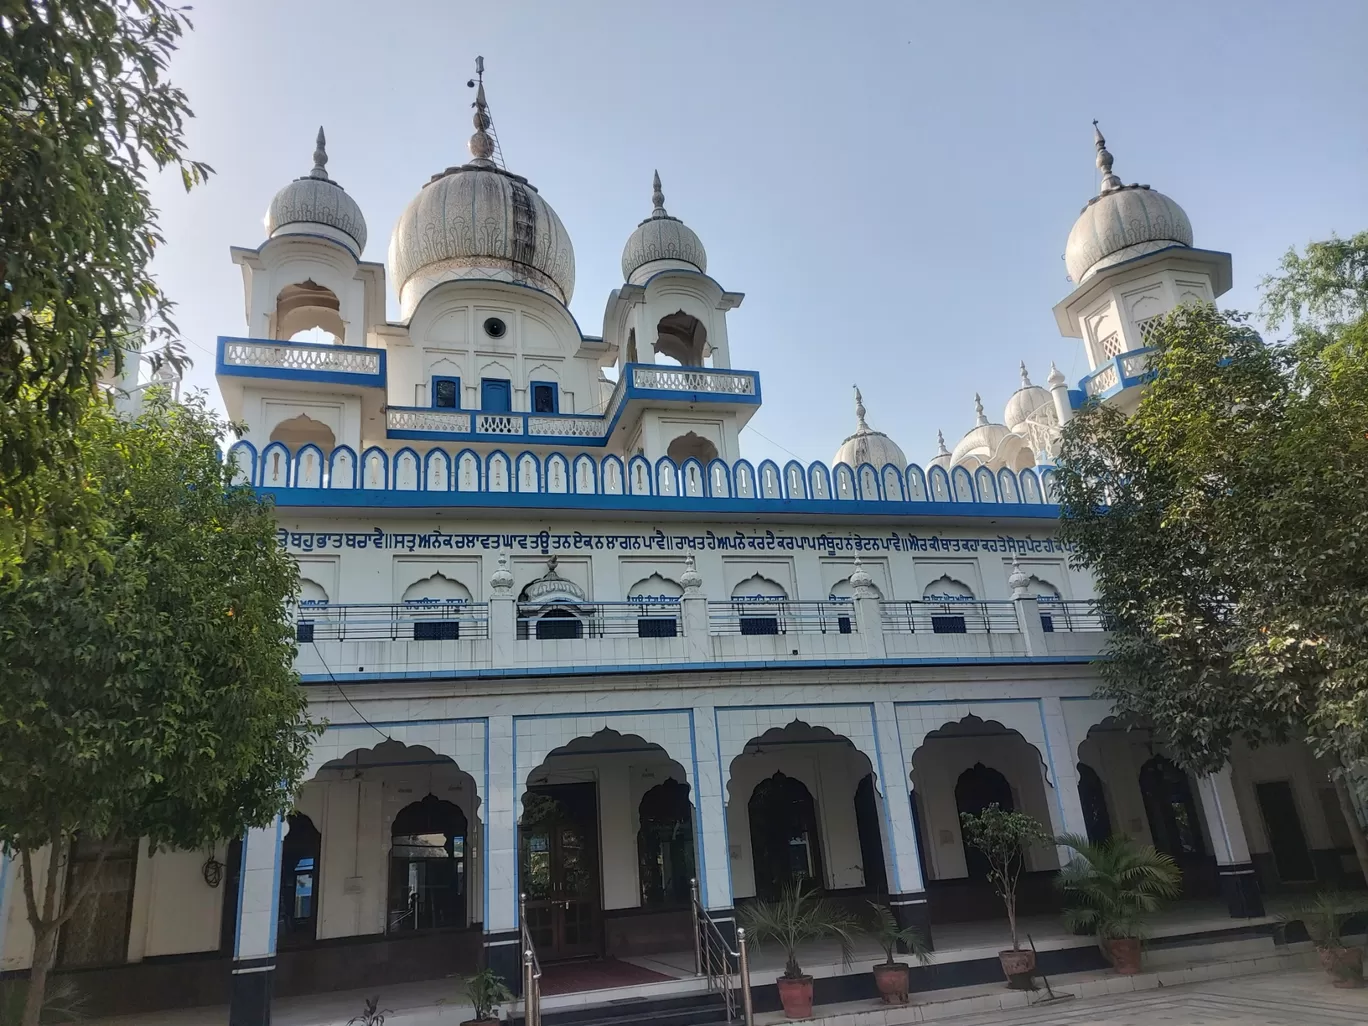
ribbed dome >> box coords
[1003,364,1058,434]
[1064,124,1191,284]
[622,172,706,282]
[951,394,1031,471]
[387,73,575,317]
[265,128,367,255]
[833,387,907,471]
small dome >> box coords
[1003,363,1058,434]
[387,71,575,316]
[265,128,367,254]
[621,171,707,282]
[950,394,1032,471]
[1064,124,1192,284]
[833,387,907,472]
[928,430,952,471]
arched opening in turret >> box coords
[275,280,345,344]
[666,432,718,466]
[270,414,336,452]
[654,310,708,367]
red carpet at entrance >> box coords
[538,958,674,995]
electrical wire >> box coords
[308,638,393,743]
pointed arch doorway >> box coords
[520,784,601,960]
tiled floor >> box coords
[924,970,1368,1025]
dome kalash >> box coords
[832,387,908,471]
[1064,123,1192,285]
[387,76,576,319]
[264,128,368,255]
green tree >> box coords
[1053,233,1368,886]
[0,392,316,1026]
[0,0,209,574]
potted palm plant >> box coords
[738,882,862,1019]
[1055,833,1182,974]
[461,968,513,1025]
[866,902,932,1004]
[959,804,1050,987]
[1282,892,1367,988]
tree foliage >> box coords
[1053,233,1368,885]
[0,392,315,1025]
[0,0,209,573]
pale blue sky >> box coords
[151,0,1368,468]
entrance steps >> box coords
[510,990,729,1026]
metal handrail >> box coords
[1037,598,1111,632]
[690,879,753,1026]
[707,599,856,636]
[519,893,542,1026]
[879,600,1020,635]
[294,601,491,641]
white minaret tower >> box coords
[1052,122,1231,415]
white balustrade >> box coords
[222,340,380,376]
[631,367,757,395]
[387,409,472,433]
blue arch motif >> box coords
[905,464,928,502]
[600,454,626,495]
[881,463,905,502]
[950,465,977,503]
[260,441,292,488]
[328,445,357,489]
[757,459,783,499]
[707,458,732,498]
[927,465,951,502]
[997,467,1020,504]
[974,466,998,503]
[627,455,653,496]
[454,447,482,491]
[783,460,808,500]
[424,448,452,491]
[733,459,757,499]
[572,454,598,494]
[514,450,542,493]
[359,446,390,490]
[485,450,512,492]
[679,457,707,497]
[226,440,258,487]
[653,455,680,497]
[392,446,422,491]
[294,443,326,489]
[807,461,832,500]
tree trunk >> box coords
[1331,772,1368,888]
[21,923,58,1026]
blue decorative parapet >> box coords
[216,336,386,389]
[385,364,761,445]
[229,436,1061,518]
[1076,347,1153,405]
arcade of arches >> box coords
[119,718,1362,1006]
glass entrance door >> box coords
[520,783,601,960]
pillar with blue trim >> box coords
[230,818,284,1026]
[1196,767,1265,918]
[872,701,933,948]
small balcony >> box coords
[1079,347,1153,400]
[216,336,387,391]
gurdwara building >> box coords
[1,72,1359,1026]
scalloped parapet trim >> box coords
[229,443,1060,511]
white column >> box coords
[872,702,922,894]
[1196,765,1264,918]
[691,704,734,913]
[0,851,12,966]
[489,554,515,669]
[1040,697,1089,860]
[483,714,521,985]
[229,818,283,1026]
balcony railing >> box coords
[218,337,386,387]
[1079,346,1154,400]
[516,601,682,640]
[294,601,490,642]
[630,366,758,396]
[708,600,856,636]
[880,600,1020,635]
[1038,600,1110,633]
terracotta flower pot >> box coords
[462,1019,500,1026]
[1106,937,1142,975]
[1319,945,1365,988]
[776,974,815,1019]
[998,947,1035,989]
[872,961,910,1004]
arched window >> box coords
[731,574,788,636]
[627,573,683,638]
[922,576,975,634]
[666,432,719,466]
[1077,763,1113,845]
[1138,756,1205,860]
[295,578,329,643]
[654,310,708,366]
[275,280,344,343]
[279,813,321,946]
[637,778,695,907]
[748,771,823,899]
[955,762,1014,881]
[270,413,336,452]
[402,572,473,641]
[388,794,468,933]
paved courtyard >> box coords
[931,969,1368,1025]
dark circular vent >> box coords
[483,316,507,339]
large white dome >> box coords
[621,172,707,282]
[951,394,1033,472]
[833,387,907,471]
[264,128,367,255]
[1064,125,1191,285]
[387,81,575,316]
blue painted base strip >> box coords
[299,653,1096,685]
